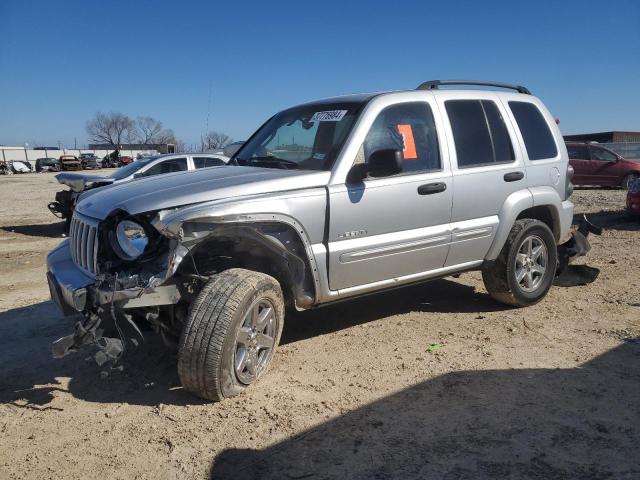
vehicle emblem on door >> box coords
[338,229,368,239]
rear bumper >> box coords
[559,199,575,243]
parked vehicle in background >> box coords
[47,80,594,402]
[102,150,120,168]
[566,142,640,189]
[48,153,228,230]
[119,156,134,166]
[626,178,640,217]
[35,157,61,172]
[79,153,101,169]
[11,160,32,173]
[59,155,83,171]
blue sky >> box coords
[1,0,638,148]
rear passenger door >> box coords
[567,144,589,184]
[436,93,524,266]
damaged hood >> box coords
[75,166,330,220]
[56,172,115,192]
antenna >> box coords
[205,80,213,135]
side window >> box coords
[590,147,616,162]
[445,99,515,168]
[508,101,558,160]
[193,156,225,168]
[567,145,588,160]
[363,102,441,174]
[143,157,187,176]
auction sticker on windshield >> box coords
[311,110,348,122]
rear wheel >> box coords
[177,268,284,401]
[482,219,557,307]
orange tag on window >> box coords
[397,124,417,159]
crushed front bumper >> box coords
[47,240,181,317]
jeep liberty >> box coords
[47,80,589,401]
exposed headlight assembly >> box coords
[113,220,149,260]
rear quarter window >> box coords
[509,101,558,160]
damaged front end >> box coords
[48,204,318,367]
[47,209,197,365]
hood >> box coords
[75,166,330,220]
[56,172,115,192]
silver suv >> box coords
[47,80,582,401]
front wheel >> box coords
[482,219,557,307]
[177,269,284,401]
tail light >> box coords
[565,164,574,199]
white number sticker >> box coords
[310,110,348,122]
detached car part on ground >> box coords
[48,80,597,401]
[48,153,229,232]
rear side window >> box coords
[445,100,514,168]
[567,145,587,160]
[509,101,558,160]
[143,157,187,176]
[193,156,225,168]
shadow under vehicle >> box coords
[210,339,640,479]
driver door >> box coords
[327,101,452,291]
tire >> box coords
[178,268,284,401]
[622,173,639,190]
[482,219,557,307]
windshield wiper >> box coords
[239,156,300,170]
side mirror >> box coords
[133,172,144,179]
[347,149,403,182]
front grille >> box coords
[69,213,99,275]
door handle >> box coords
[503,171,525,182]
[417,182,447,195]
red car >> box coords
[627,178,640,216]
[119,156,134,165]
[567,142,640,189]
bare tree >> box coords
[86,112,135,149]
[201,131,232,151]
[133,116,163,144]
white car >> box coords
[49,153,229,229]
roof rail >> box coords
[416,80,531,95]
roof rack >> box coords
[416,80,531,95]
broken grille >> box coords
[69,213,99,275]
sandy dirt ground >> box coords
[0,172,638,479]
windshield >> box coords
[234,101,365,171]
[110,156,158,180]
